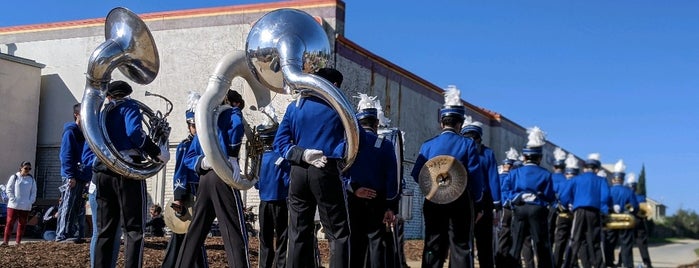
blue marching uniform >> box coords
[162,135,207,268]
[56,121,89,241]
[561,171,610,268]
[176,106,250,268]
[273,96,351,268]
[344,128,398,268]
[507,163,556,267]
[474,146,500,268]
[93,98,160,268]
[495,169,514,266]
[604,183,639,267]
[410,129,484,268]
[255,148,291,268]
[553,174,576,267]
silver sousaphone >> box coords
[196,8,360,189]
[81,7,169,180]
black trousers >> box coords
[565,208,603,268]
[547,206,558,248]
[93,170,146,268]
[510,204,554,268]
[162,233,207,268]
[495,208,515,267]
[348,195,388,268]
[474,206,494,268]
[287,162,350,268]
[422,192,474,268]
[604,228,634,267]
[385,215,409,268]
[634,217,652,266]
[175,171,249,268]
[258,200,289,268]
[553,212,573,267]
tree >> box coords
[637,164,647,196]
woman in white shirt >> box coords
[2,161,37,245]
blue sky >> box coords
[2,1,698,215]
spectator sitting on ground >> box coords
[146,204,165,237]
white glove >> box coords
[613,204,621,214]
[158,146,170,163]
[201,156,212,170]
[302,149,327,168]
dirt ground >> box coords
[0,236,425,267]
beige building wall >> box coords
[0,53,43,186]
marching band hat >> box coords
[503,158,516,165]
[185,110,195,124]
[584,153,602,168]
[612,159,626,180]
[503,147,520,165]
[553,147,566,168]
[440,85,465,120]
[522,126,546,156]
[461,117,483,137]
[564,154,579,175]
[107,80,133,97]
[356,108,378,120]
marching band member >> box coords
[627,174,653,268]
[343,94,398,268]
[561,153,609,268]
[552,153,579,267]
[273,68,351,268]
[254,106,291,268]
[461,117,499,268]
[604,160,639,268]
[410,85,484,268]
[507,127,556,268]
[162,92,206,268]
[176,89,250,268]
[495,147,519,267]
[93,81,170,268]
[549,147,567,247]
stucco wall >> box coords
[0,55,42,185]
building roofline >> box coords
[0,0,344,35]
[0,52,45,68]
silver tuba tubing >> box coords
[81,7,162,180]
[280,59,360,171]
[196,51,266,190]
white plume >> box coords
[186,90,201,112]
[506,147,520,160]
[614,159,626,173]
[463,115,473,125]
[526,126,546,148]
[626,172,637,184]
[597,170,607,177]
[588,153,601,161]
[554,147,566,161]
[355,93,377,110]
[444,85,462,106]
[375,99,392,127]
[565,154,579,169]
[260,106,278,127]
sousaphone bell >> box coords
[418,155,468,204]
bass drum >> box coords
[377,128,412,220]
